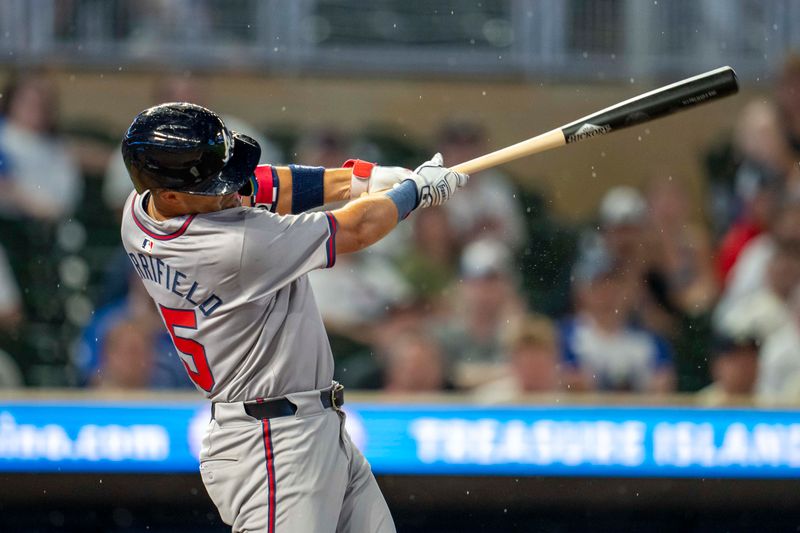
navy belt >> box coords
[212,383,344,421]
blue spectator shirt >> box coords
[558,315,673,392]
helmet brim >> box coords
[182,132,261,196]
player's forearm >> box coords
[272,167,351,215]
[330,194,400,254]
[249,162,418,215]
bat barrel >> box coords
[561,66,739,143]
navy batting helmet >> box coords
[121,102,261,195]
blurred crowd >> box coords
[1,56,800,406]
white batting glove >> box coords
[409,153,469,208]
[344,159,415,199]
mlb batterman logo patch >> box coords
[141,238,154,253]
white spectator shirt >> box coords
[0,122,81,218]
[714,234,775,323]
[756,321,800,404]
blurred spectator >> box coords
[715,196,800,326]
[595,186,675,337]
[715,100,789,281]
[756,287,800,405]
[0,74,82,221]
[337,300,437,390]
[644,176,720,390]
[715,233,800,343]
[90,319,154,389]
[103,76,283,211]
[473,314,562,403]
[646,175,718,315]
[309,251,412,336]
[598,186,649,268]
[734,99,796,186]
[560,241,675,393]
[382,331,450,393]
[505,316,561,392]
[437,120,525,249]
[715,161,782,282]
[76,272,193,389]
[697,334,759,406]
[0,75,83,385]
[396,206,459,304]
[437,239,525,387]
[304,129,412,339]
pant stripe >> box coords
[258,401,276,533]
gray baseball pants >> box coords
[200,387,396,532]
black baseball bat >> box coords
[453,66,739,174]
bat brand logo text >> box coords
[567,123,612,143]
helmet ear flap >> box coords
[238,173,258,197]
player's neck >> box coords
[147,193,183,221]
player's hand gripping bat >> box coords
[452,66,739,175]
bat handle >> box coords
[451,129,566,175]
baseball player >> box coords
[119,102,468,532]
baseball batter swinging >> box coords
[119,103,468,532]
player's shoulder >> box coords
[242,206,328,230]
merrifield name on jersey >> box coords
[127,252,223,316]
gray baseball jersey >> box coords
[121,190,396,532]
[120,190,337,402]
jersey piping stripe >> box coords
[131,194,196,241]
[324,212,338,268]
[258,399,277,533]
[270,166,280,213]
